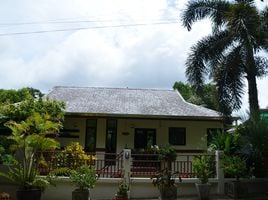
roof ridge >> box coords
[53,86,174,92]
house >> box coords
[47,86,223,155]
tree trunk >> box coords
[247,73,260,121]
[246,48,260,122]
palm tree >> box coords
[182,0,268,121]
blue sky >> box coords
[0,0,267,113]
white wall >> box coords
[42,178,220,200]
[59,116,223,152]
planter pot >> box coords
[72,189,89,200]
[115,194,128,200]
[0,192,11,200]
[38,166,50,175]
[195,183,210,200]
[159,185,177,200]
[16,188,41,200]
[225,181,248,199]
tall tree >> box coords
[173,81,220,112]
[0,87,43,104]
[182,0,268,121]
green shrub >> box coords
[69,165,98,190]
[221,155,247,180]
[192,155,212,184]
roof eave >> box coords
[64,112,224,121]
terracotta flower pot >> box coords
[159,185,177,200]
[115,194,128,200]
[16,188,41,200]
[72,189,89,200]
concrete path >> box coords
[131,194,268,200]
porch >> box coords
[37,149,222,200]
[40,150,216,179]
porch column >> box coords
[215,150,224,195]
[123,149,131,197]
[95,150,105,160]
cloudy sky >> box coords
[0,0,267,113]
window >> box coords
[85,119,97,152]
[106,119,117,153]
[105,119,117,164]
[134,129,156,149]
[169,127,186,145]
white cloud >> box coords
[0,0,267,113]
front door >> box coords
[134,128,156,149]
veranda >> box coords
[38,150,224,200]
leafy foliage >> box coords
[0,96,65,124]
[158,145,177,170]
[173,81,220,112]
[192,155,213,184]
[0,163,51,191]
[69,165,98,190]
[0,136,16,164]
[0,87,43,104]
[116,182,128,196]
[152,168,181,189]
[0,112,62,190]
[208,131,241,155]
[63,142,96,169]
[237,120,268,177]
[158,145,177,162]
[221,155,247,180]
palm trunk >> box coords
[246,48,260,122]
[247,73,260,122]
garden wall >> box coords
[0,177,219,200]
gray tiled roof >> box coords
[47,86,222,119]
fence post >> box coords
[123,149,131,197]
[215,150,224,195]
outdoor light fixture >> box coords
[125,151,130,159]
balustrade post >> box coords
[123,149,131,199]
[215,150,224,194]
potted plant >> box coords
[0,112,62,200]
[152,168,181,200]
[115,181,129,200]
[69,165,98,200]
[192,155,213,200]
[221,155,247,199]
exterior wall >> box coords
[0,177,219,200]
[116,119,222,152]
[59,116,223,152]
[57,116,86,148]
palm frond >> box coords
[215,45,245,111]
[182,0,230,31]
[226,1,262,51]
[254,56,268,77]
[186,30,232,89]
[260,6,268,50]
